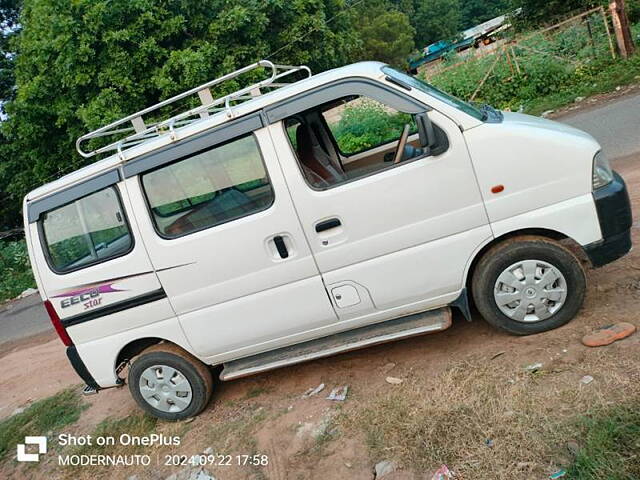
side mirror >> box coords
[416,111,436,154]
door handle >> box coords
[315,218,341,233]
[273,235,289,259]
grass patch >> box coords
[0,239,36,303]
[567,405,640,480]
[244,385,274,399]
[67,414,158,459]
[0,388,86,461]
[341,355,640,478]
[525,54,640,116]
[206,405,268,453]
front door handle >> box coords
[273,235,289,259]
[315,218,341,233]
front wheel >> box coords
[471,236,586,335]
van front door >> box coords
[268,82,492,324]
[125,118,337,361]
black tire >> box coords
[128,343,213,421]
[471,235,586,335]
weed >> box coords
[0,388,86,461]
[567,405,640,479]
[0,239,36,303]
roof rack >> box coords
[76,60,312,159]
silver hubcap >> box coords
[493,259,567,323]
[139,365,193,413]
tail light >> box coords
[44,300,73,347]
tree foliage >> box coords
[460,0,511,29]
[390,0,461,48]
[0,0,361,228]
[355,0,414,67]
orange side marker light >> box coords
[491,185,505,194]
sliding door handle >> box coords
[273,235,289,259]
[315,218,341,233]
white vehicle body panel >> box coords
[22,61,610,390]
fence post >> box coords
[609,0,635,58]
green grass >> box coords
[567,405,640,480]
[428,21,640,116]
[0,388,86,461]
[68,414,158,459]
[0,239,36,303]
[525,53,640,116]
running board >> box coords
[220,307,452,381]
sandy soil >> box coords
[1,150,638,480]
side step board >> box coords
[220,307,452,381]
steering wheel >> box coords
[393,124,411,164]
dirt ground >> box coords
[1,145,639,480]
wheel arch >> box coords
[464,227,585,299]
[115,337,173,378]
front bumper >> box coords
[584,171,633,267]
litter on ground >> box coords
[580,375,594,385]
[582,322,636,347]
[326,385,349,401]
[302,383,325,398]
[431,464,454,480]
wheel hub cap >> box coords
[139,365,193,413]
[493,259,568,323]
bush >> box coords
[0,239,36,302]
[331,100,413,154]
[424,15,640,112]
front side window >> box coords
[322,97,417,156]
[142,134,274,238]
[285,94,438,190]
[42,187,132,273]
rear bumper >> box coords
[584,171,633,268]
[66,346,100,390]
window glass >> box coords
[322,97,417,156]
[142,135,274,238]
[42,187,132,272]
[381,66,485,121]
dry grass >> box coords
[341,347,640,478]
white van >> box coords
[23,61,632,420]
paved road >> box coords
[558,92,640,160]
[1,91,639,347]
[0,293,49,347]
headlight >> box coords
[592,151,613,190]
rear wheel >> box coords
[471,236,586,335]
[128,343,213,421]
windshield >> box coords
[382,66,485,121]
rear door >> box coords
[27,174,173,346]
[125,115,338,360]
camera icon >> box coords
[17,436,47,462]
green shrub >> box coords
[0,239,36,303]
[331,101,414,154]
[426,17,640,113]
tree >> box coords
[460,0,511,29]
[0,0,361,228]
[413,0,461,48]
[389,0,461,49]
[511,0,601,27]
[355,0,415,67]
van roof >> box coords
[26,61,387,202]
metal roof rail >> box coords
[76,60,311,159]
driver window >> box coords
[323,97,417,157]
[285,95,426,190]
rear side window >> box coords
[41,187,132,273]
[141,134,274,238]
